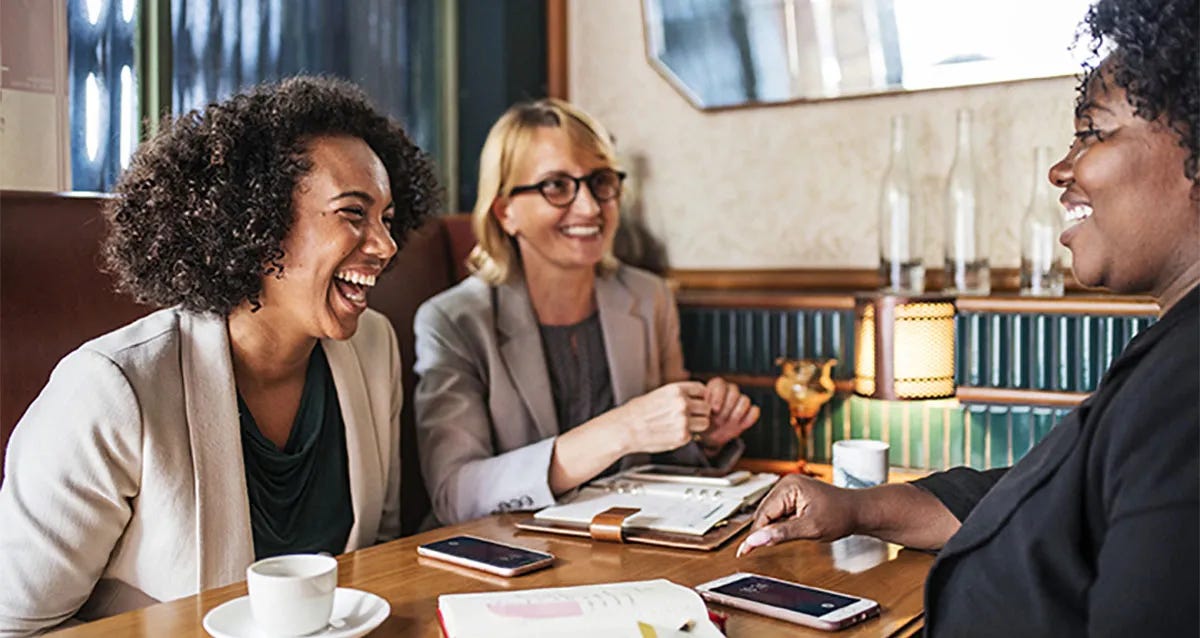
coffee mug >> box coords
[832,439,889,489]
[246,553,338,636]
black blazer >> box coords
[913,286,1199,637]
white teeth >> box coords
[335,271,376,287]
[561,225,601,237]
[1064,204,1093,224]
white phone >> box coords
[416,535,555,577]
[695,572,880,631]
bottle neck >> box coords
[889,118,908,165]
[1029,147,1052,204]
[954,111,972,158]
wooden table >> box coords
[54,509,932,637]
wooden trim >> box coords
[669,268,1157,316]
[956,386,1088,407]
[546,0,568,99]
[955,296,1158,316]
[670,267,1116,295]
[670,268,879,292]
[697,372,1089,407]
[696,373,855,395]
[676,289,855,310]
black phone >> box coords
[417,535,555,577]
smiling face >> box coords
[492,126,620,278]
[1050,66,1200,298]
[257,135,397,341]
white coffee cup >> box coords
[246,553,338,636]
[832,439,889,489]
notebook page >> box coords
[593,472,779,505]
[438,579,722,638]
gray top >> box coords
[538,312,614,432]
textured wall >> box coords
[568,0,1079,270]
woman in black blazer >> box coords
[739,1,1199,635]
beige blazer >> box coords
[414,264,741,526]
[0,307,401,636]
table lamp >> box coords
[853,294,956,400]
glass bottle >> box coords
[1020,146,1065,296]
[878,114,924,293]
[942,108,990,295]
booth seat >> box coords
[0,190,473,535]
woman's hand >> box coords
[736,474,860,556]
[616,381,711,454]
[699,377,760,452]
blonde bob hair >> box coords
[467,98,621,285]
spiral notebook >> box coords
[515,471,778,550]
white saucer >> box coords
[203,587,390,638]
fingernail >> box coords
[745,530,770,547]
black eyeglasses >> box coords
[508,168,627,208]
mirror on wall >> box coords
[643,0,1093,109]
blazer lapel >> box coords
[496,280,559,439]
[178,311,254,589]
[596,273,647,406]
[322,338,383,550]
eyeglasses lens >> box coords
[587,170,621,201]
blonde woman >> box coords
[414,99,759,525]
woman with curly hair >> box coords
[740,0,1198,634]
[0,76,438,633]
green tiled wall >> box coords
[679,304,1155,470]
[679,308,857,380]
[955,312,1155,392]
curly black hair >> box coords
[1075,0,1198,182]
[103,75,441,314]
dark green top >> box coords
[238,346,354,560]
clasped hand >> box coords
[618,378,759,455]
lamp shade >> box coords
[853,294,956,400]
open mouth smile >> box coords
[333,269,378,310]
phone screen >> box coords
[421,537,549,568]
[711,576,859,616]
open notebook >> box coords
[532,472,778,536]
[437,579,724,638]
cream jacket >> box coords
[0,307,401,636]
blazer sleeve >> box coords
[651,278,745,470]
[376,318,403,543]
[414,301,557,526]
[0,350,141,636]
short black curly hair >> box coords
[103,75,441,315]
[1075,0,1198,183]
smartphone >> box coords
[623,464,752,486]
[416,535,555,577]
[695,572,880,631]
